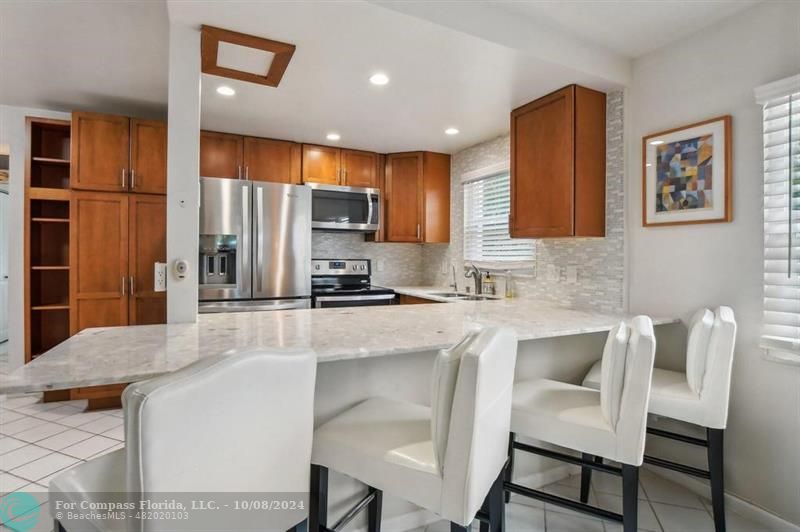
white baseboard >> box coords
[646,466,800,532]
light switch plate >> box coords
[154,262,167,292]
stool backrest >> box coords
[437,327,518,525]
[685,308,715,394]
[599,322,631,428]
[614,315,657,466]
[122,349,316,522]
[699,306,737,428]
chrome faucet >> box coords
[465,263,482,294]
[450,264,459,292]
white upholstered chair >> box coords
[309,327,518,532]
[506,316,656,532]
[50,348,317,532]
[582,306,737,532]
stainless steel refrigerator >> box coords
[198,177,311,312]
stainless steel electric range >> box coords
[311,259,395,309]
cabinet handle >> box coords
[237,166,242,180]
[130,169,136,190]
[416,223,421,241]
[129,276,135,295]
[121,276,126,296]
[245,166,249,180]
[121,168,127,189]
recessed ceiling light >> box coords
[216,85,236,96]
[369,72,390,86]
[445,127,460,135]
[326,132,341,141]
[649,140,664,145]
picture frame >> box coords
[642,115,732,227]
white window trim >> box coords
[756,74,800,366]
[461,160,536,269]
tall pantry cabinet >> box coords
[70,112,167,335]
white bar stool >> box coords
[50,348,317,532]
[309,327,518,532]
[582,306,736,532]
[506,316,656,532]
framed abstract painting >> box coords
[642,115,732,227]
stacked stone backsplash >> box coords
[312,232,424,287]
[422,91,626,313]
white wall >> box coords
[626,1,800,524]
[0,105,71,370]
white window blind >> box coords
[761,84,800,354]
[463,172,534,263]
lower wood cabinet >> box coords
[384,151,450,243]
[70,192,166,333]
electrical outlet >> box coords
[566,266,578,284]
[154,262,167,292]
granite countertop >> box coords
[0,288,678,394]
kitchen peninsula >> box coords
[0,295,679,395]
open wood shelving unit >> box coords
[25,117,72,362]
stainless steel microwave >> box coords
[307,183,380,232]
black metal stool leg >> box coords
[504,432,515,503]
[579,453,593,503]
[309,464,328,532]
[708,428,726,532]
[488,469,506,532]
[367,487,383,532]
[450,523,469,532]
[621,464,639,532]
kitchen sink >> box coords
[457,295,495,301]
[428,292,462,297]
[427,292,497,301]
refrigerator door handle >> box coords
[256,186,264,293]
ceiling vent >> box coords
[201,25,295,88]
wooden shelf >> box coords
[31,217,69,223]
[29,187,70,201]
[32,157,70,165]
[31,265,69,271]
[31,304,69,311]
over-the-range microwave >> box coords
[308,183,380,232]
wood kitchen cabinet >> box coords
[510,84,606,238]
[243,137,301,183]
[200,131,243,179]
[70,191,166,333]
[200,131,302,183]
[71,112,167,194]
[302,144,341,185]
[384,151,450,243]
[341,149,378,188]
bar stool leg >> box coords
[708,428,726,532]
[579,453,593,503]
[450,523,469,532]
[504,432,515,503]
[488,469,506,532]
[621,464,639,532]
[367,487,383,532]
[309,464,328,532]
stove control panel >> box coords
[312,259,371,276]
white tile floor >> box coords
[0,394,778,532]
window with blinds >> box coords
[463,172,535,263]
[761,80,800,354]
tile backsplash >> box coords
[316,91,625,312]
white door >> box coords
[0,190,8,343]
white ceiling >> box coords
[0,0,169,118]
[491,0,760,58]
[175,1,620,154]
[1,0,762,153]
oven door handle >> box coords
[314,293,396,308]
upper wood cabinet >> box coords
[341,149,378,188]
[302,144,341,185]
[384,151,450,243]
[72,112,167,194]
[200,131,243,179]
[130,119,167,194]
[243,137,301,184]
[510,84,606,238]
[71,113,130,192]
